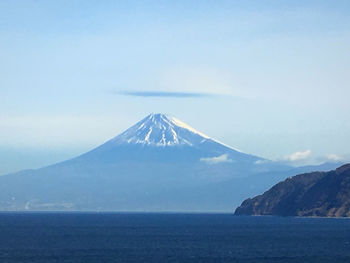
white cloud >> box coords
[200,154,232,164]
[325,154,343,162]
[285,150,312,162]
[255,159,270,165]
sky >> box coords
[1,0,350,174]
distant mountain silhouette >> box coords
[235,164,350,217]
[0,113,342,211]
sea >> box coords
[0,212,349,263]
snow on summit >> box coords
[110,113,213,147]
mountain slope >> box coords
[0,113,341,211]
[234,164,350,217]
[80,113,262,164]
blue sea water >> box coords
[0,213,349,262]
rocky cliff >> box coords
[235,164,350,217]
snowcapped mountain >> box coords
[113,113,211,147]
[109,113,237,149]
[0,113,341,212]
[80,113,261,165]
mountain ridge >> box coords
[97,113,244,152]
[0,113,342,211]
[234,164,350,217]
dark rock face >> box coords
[234,164,350,217]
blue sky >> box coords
[1,0,350,174]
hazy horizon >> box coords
[1,0,350,174]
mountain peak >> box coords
[109,113,211,147]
